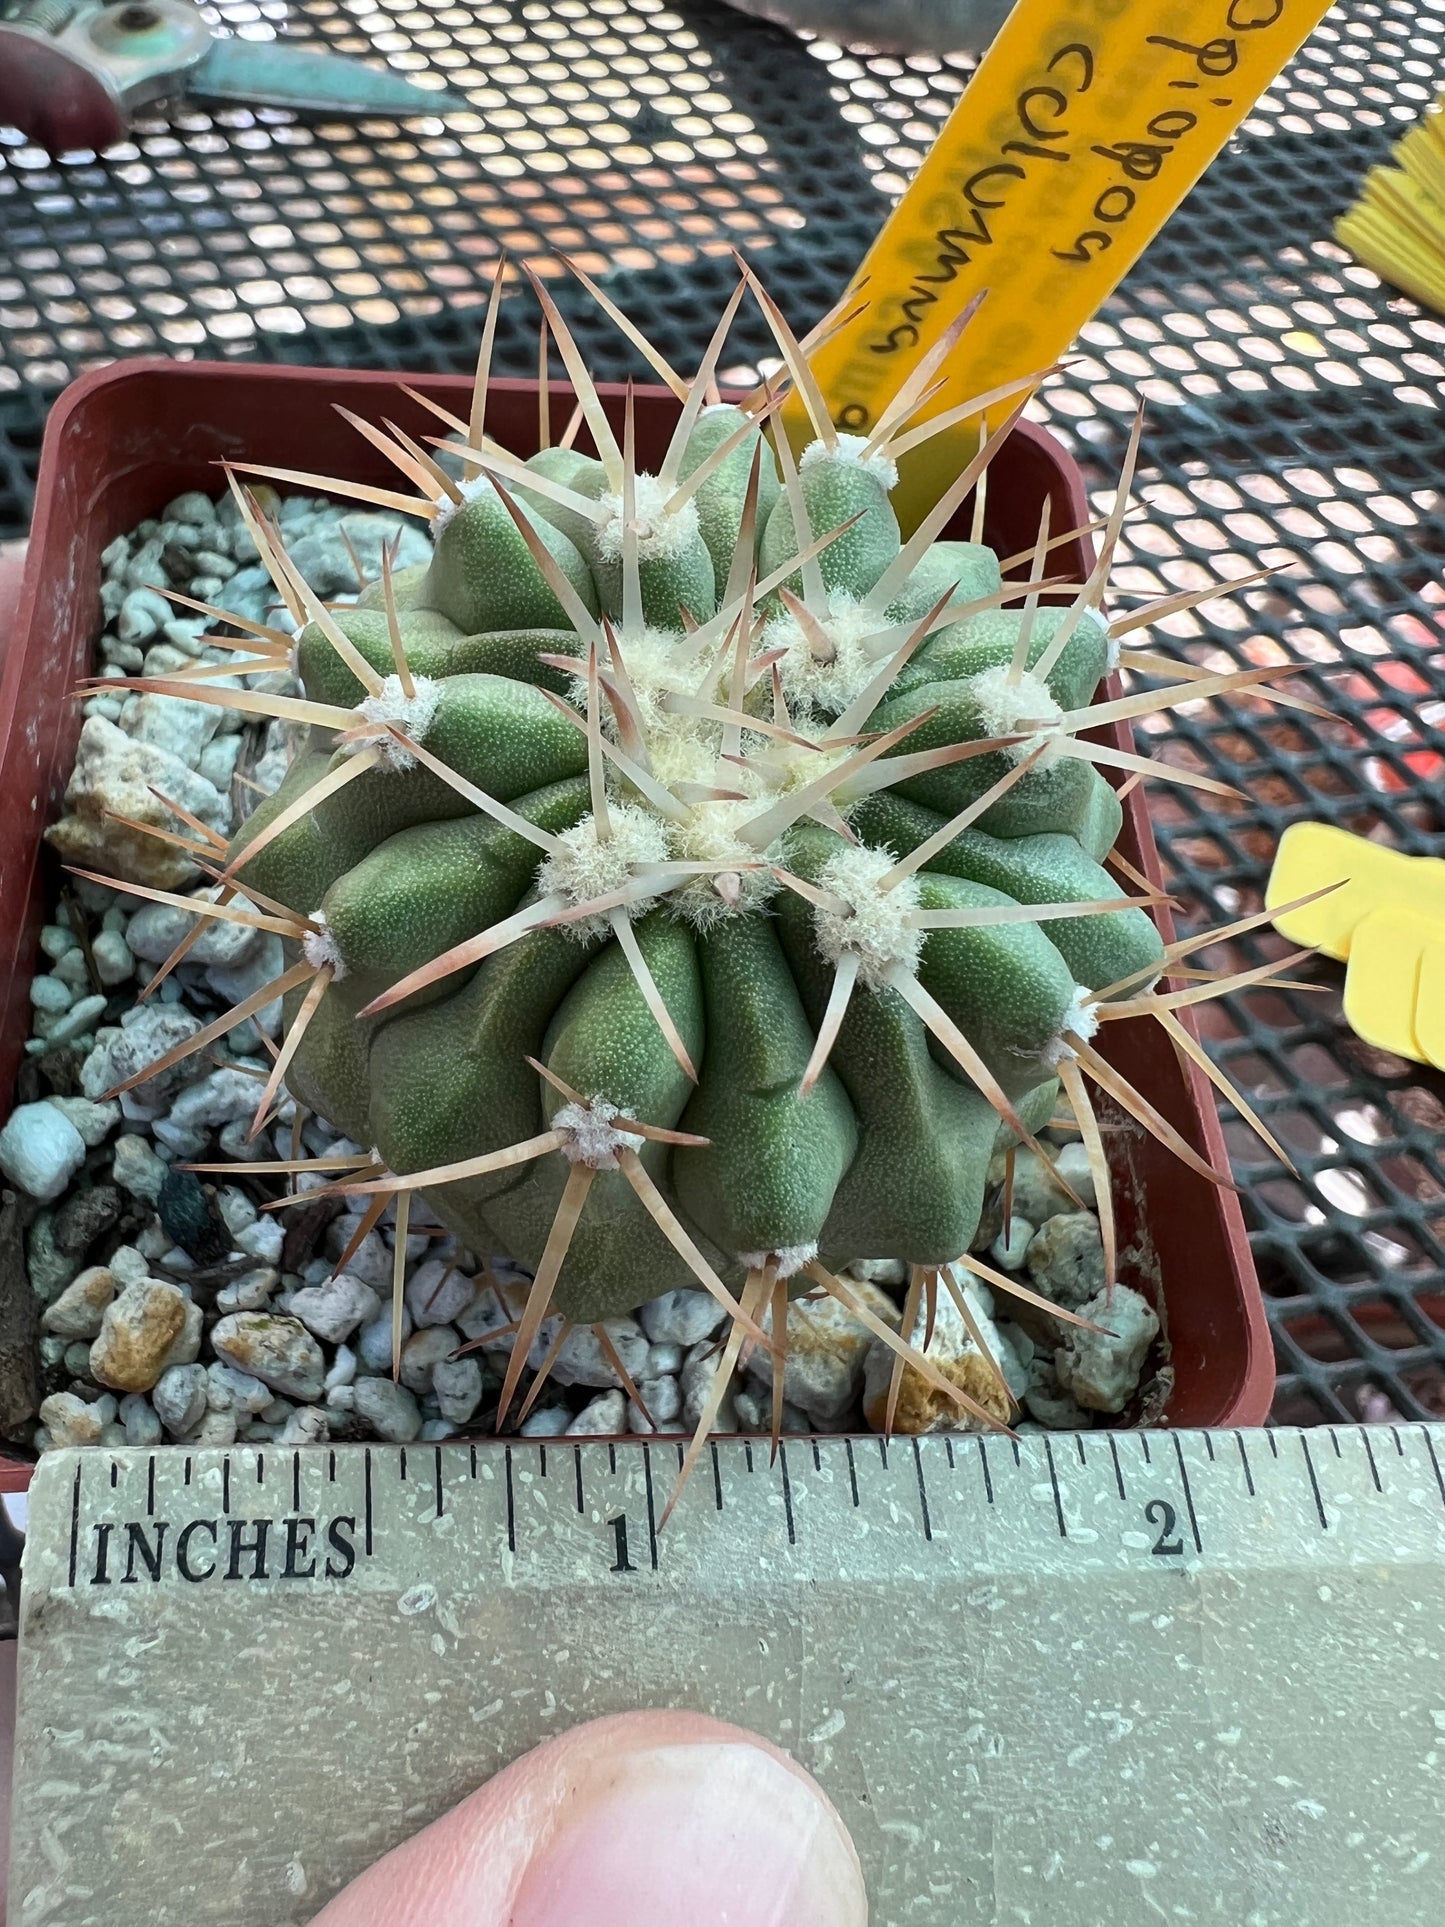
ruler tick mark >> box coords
[945,1438,955,1470]
[109,1460,117,1489]
[1108,1434,1125,1502]
[292,1454,300,1515]
[711,1443,723,1512]
[470,1444,478,1482]
[1420,1428,1445,1512]
[1138,1434,1152,1466]
[399,1448,407,1483]
[1075,1436,1088,1467]
[539,1447,547,1479]
[146,1457,155,1517]
[912,1440,932,1542]
[642,1446,659,1570]
[184,1458,192,1487]
[328,1450,336,1484]
[878,1439,889,1470]
[67,1461,81,1589]
[1267,1432,1280,1460]
[978,1436,994,1505]
[1043,1437,1067,1538]
[222,1458,231,1515]
[608,1443,617,1476]
[1362,1429,1381,1493]
[573,1448,584,1515]
[1300,1436,1328,1530]
[434,1448,444,1520]
[1203,1435,1216,1462]
[255,1454,264,1488]
[779,1444,797,1545]
[505,1447,516,1554]
[363,1451,373,1556]
[1009,1438,1020,1468]
[1329,1428,1342,1458]
[811,1441,822,1472]
[1236,1432,1255,1497]
[1172,1435,1203,1554]
[1391,1425,1405,1457]
[845,1438,860,1507]
[745,1442,755,1474]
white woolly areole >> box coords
[569,625,687,739]
[537,803,671,941]
[594,476,701,564]
[667,797,780,929]
[1045,987,1100,1065]
[765,590,883,718]
[800,432,899,493]
[737,1242,818,1280]
[968,664,1066,766]
[430,472,494,541]
[343,674,444,770]
[814,843,923,988]
[553,1098,644,1170]
[302,911,346,981]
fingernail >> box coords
[509,1739,867,1926]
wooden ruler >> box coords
[9,1425,1445,1924]
[794,0,1338,528]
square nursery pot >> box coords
[0,360,1274,1484]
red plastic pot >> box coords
[0,360,1273,1482]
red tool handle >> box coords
[0,29,127,155]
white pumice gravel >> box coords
[4,490,1162,1458]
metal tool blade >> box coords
[187,39,472,119]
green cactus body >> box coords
[773,832,1004,1267]
[367,923,602,1221]
[851,791,1163,995]
[759,439,902,599]
[899,605,1111,713]
[672,913,858,1263]
[298,612,579,707]
[422,484,599,632]
[197,290,1196,1358]
[677,405,782,579]
[885,539,1001,621]
[355,562,430,614]
[585,509,717,632]
[319,778,591,1001]
[868,678,1102,838]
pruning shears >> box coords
[0,0,470,159]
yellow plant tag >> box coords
[1412,939,1445,1071]
[1341,907,1430,1063]
[1266,822,1445,959]
[797,0,1337,530]
[1268,825,1445,1072]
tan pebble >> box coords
[89,1280,187,1393]
[40,1265,116,1340]
[862,1349,1011,1435]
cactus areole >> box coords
[89,267,1303,1472]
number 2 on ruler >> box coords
[1145,1499,1185,1558]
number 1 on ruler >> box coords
[798,0,1337,529]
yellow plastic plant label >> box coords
[797,0,1337,530]
[1267,821,1445,959]
[1412,937,1445,1071]
[1341,906,1430,1063]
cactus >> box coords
[80,266,1312,1492]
